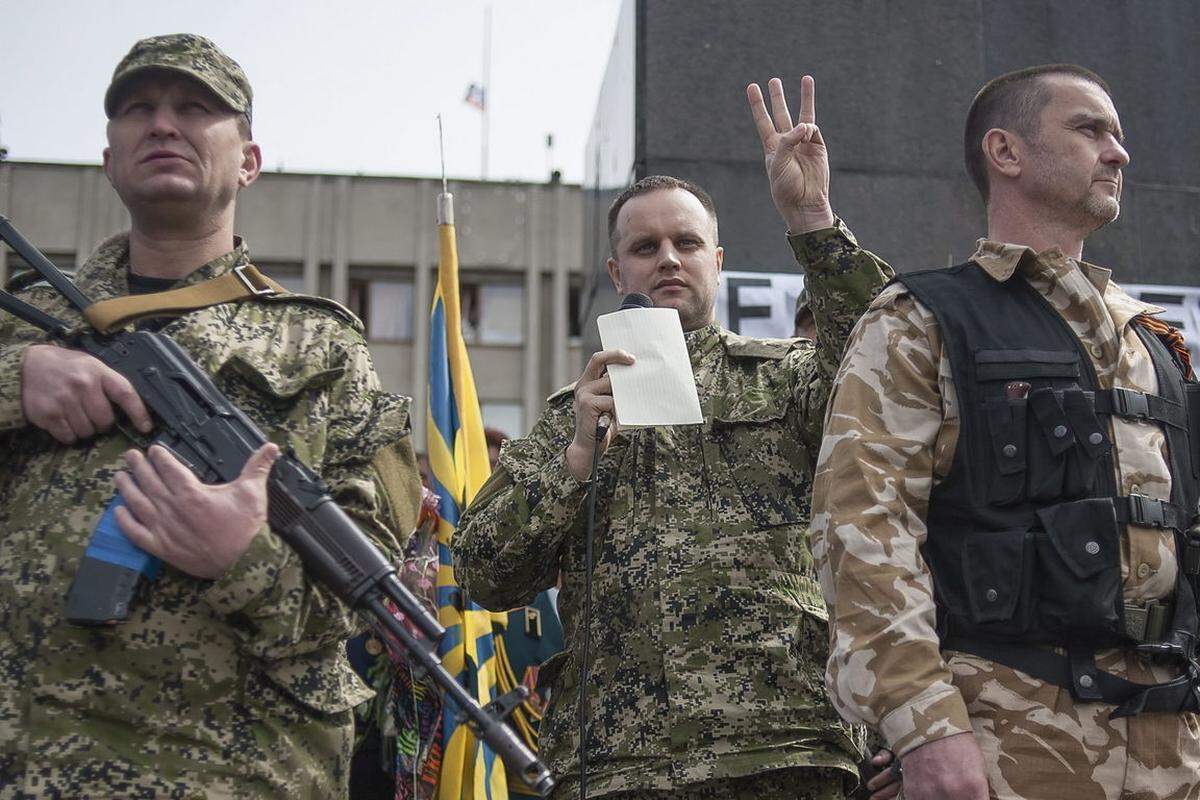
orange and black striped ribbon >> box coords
[1135,314,1195,381]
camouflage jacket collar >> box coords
[970,236,1163,328]
[971,236,1113,291]
[75,232,251,302]
[683,322,722,363]
[1108,283,1167,332]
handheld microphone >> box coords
[596,292,653,435]
[618,292,654,310]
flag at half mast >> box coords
[427,186,509,799]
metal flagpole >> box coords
[481,5,491,180]
[438,115,453,229]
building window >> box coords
[568,280,583,339]
[350,277,415,341]
[462,281,524,345]
[368,280,415,341]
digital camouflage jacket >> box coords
[0,234,421,799]
[454,223,892,797]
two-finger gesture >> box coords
[746,75,834,234]
[114,442,280,579]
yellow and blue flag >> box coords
[427,189,510,800]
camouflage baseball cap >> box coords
[104,34,253,124]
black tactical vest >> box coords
[898,261,1200,715]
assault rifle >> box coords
[0,215,554,797]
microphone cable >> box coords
[576,292,649,799]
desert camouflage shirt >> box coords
[454,223,892,797]
[0,235,420,799]
[812,234,1183,757]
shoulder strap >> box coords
[83,264,285,334]
[1134,314,1194,381]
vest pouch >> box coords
[962,529,1033,629]
[1026,388,1072,502]
[975,349,1082,507]
[974,349,1081,383]
[984,397,1027,506]
[1061,389,1110,497]
[1033,499,1122,642]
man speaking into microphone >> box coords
[455,77,891,799]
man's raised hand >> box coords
[746,75,835,234]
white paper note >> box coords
[596,307,704,427]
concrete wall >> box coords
[0,161,586,444]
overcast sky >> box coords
[0,0,623,184]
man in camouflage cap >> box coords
[0,33,420,798]
[103,33,254,129]
[453,76,891,799]
[813,64,1200,799]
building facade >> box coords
[0,160,586,444]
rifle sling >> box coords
[83,264,285,334]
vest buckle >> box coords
[1112,388,1150,420]
[1129,493,1167,528]
[233,264,276,298]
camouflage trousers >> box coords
[601,766,848,799]
[950,649,1200,800]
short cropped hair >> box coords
[964,64,1111,201]
[606,175,718,257]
